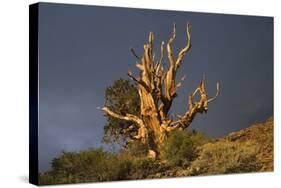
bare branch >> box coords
[167,22,176,67]
[102,107,149,143]
[127,69,150,92]
[136,63,144,71]
[208,82,220,103]
[148,32,154,58]
[175,23,192,70]
[130,47,140,59]
[192,87,200,97]
[102,106,143,125]
[127,69,139,82]
[155,41,165,75]
[170,79,219,129]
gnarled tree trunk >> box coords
[102,23,219,156]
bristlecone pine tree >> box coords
[101,23,220,157]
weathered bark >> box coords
[102,23,219,156]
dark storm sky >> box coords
[38,3,273,172]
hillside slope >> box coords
[224,116,273,172]
[167,116,273,177]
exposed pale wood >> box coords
[102,23,219,155]
[208,82,220,103]
[102,107,143,126]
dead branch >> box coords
[130,47,140,59]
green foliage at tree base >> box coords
[160,130,208,166]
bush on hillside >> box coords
[39,148,163,185]
[188,141,261,175]
[160,130,207,166]
[126,140,149,157]
[39,148,132,185]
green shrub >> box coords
[127,158,159,179]
[39,148,133,185]
[126,140,149,157]
[39,172,56,185]
[160,130,207,166]
[189,141,261,175]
